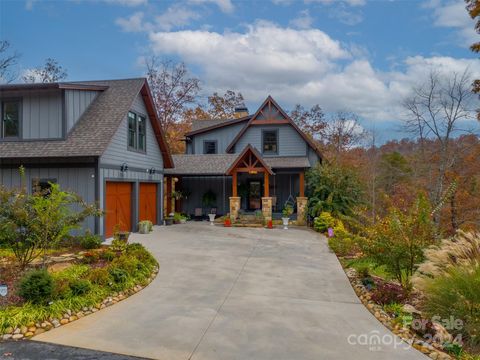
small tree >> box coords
[363,193,437,288]
[23,58,68,83]
[0,171,101,268]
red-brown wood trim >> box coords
[264,172,270,197]
[299,171,305,197]
[232,170,238,197]
[225,145,274,175]
[166,177,172,214]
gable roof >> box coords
[225,144,274,175]
[186,115,251,136]
[0,78,174,168]
[225,96,322,158]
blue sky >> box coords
[1,0,479,141]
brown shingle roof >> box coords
[187,116,251,136]
[165,152,311,175]
[0,78,174,167]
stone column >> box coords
[296,197,308,226]
[229,196,241,222]
[262,197,272,222]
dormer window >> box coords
[127,111,146,152]
[1,100,20,138]
[204,140,217,154]
[262,129,278,154]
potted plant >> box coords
[224,216,232,227]
[208,211,216,225]
[164,212,174,226]
[138,220,153,234]
[171,190,183,201]
[282,204,294,230]
[173,212,188,224]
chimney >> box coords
[234,106,249,118]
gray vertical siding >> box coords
[100,93,164,170]
[21,90,63,139]
[307,146,320,167]
[234,124,307,156]
[65,89,99,133]
[191,122,246,154]
[0,166,96,234]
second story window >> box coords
[262,129,278,154]
[204,140,217,154]
[2,100,20,138]
[127,111,146,152]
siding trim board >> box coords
[100,163,164,174]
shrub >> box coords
[371,281,408,305]
[328,228,358,256]
[314,212,335,233]
[79,230,102,250]
[52,278,71,299]
[111,238,127,253]
[87,268,112,286]
[69,279,92,296]
[111,255,139,275]
[421,265,480,346]
[109,267,129,284]
[18,269,54,304]
[99,249,116,262]
[126,244,156,267]
[81,251,99,264]
[363,193,436,288]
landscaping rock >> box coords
[403,304,421,315]
[20,326,28,334]
[51,319,60,328]
[35,328,46,335]
[60,319,69,325]
[12,334,23,340]
[24,331,34,337]
[4,327,13,334]
[27,326,36,332]
[13,328,20,335]
[432,322,453,344]
[69,315,78,322]
[2,334,12,340]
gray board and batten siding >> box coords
[189,122,246,154]
[65,89,99,134]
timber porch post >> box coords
[296,170,307,226]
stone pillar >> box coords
[229,196,241,221]
[262,197,272,222]
[296,197,308,226]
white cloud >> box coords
[25,0,37,10]
[432,0,477,46]
[329,5,363,25]
[116,12,148,32]
[306,0,366,7]
[289,10,314,29]
[188,0,234,13]
[116,5,200,32]
[146,22,480,122]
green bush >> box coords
[126,243,156,267]
[111,255,139,275]
[109,267,129,284]
[69,279,92,296]
[99,249,116,261]
[328,228,358,256]
[52,278,71,299]
[422,265,480,346]
[87,268,112,286]
[79,231,102,250]
[111,238,127,253]
[18,269,54,304]
[313,212,335,233]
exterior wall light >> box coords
[120,163,129,172]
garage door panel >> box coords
[105,182,132,238]
[139,183,157,224]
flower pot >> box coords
[117,231,130,242]
[266,219,273,229]
[224,218,231,227]
[165,218,173,226]
[208,213,216,225]
[282,217,290,230]
[138,223,150,234]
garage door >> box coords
[105,182,132,238]
[139,183,157,224]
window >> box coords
[2,100,20,138]
[204,140,217,154]
[262,130,278,154]
[32,178,57,196]
[127,111,146,152]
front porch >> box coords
[164,146,309,225]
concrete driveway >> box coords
[35,223,426,360]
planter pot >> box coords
[224,218,231,227]
[208,213,216,225]
[117,231,130,242]
[282,217,290,230]
[138,223,150,234]
[165,218,173,226]
[180,219,187,224]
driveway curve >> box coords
[35,223,426,360]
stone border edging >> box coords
[1,265,159,341]
[344,267,452,360]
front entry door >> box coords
[248,181,262,210]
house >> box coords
[0,78,173,238]
[164,96,322,224]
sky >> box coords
[1,0,480,142]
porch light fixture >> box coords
[249,170,258,175]
[120,163,129,172]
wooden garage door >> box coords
[105,182,132,238]
[139,183,157,224]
